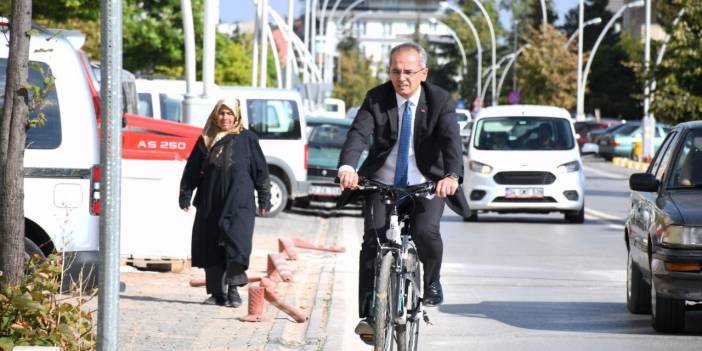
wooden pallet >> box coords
[121,257,191,273]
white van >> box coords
[0,25,99,289]
[135,79,204,123]
[135,80,309,216]
[464,105,585,223]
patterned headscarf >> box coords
[202,99,244,150]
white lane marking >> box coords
[585,208,625,231]
[583,165,629,180]
[585,207,623,221]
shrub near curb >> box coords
[0,255,96,351]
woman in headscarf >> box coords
[179,99,271,307]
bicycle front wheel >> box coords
[374,251,396,351]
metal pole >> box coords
[285,0,294,89]
[310,0,317,68]
[433,19,467,81]
[576,0,584,120]
[470,0,497,106]
[318,0,330,82]
[252,0,261,87]
[259,0,269,87]
[303,0,310,84]
[563,17,602,48]
[580,2,644,123]
[203,0,218,97]
[437,5,482,106]
[266,23,283,88]
[642,0,654,159]
[442,1,495,105]
[181,0,197,124]
[539,0,547,28]
[98,0,121,349]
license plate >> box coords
[309,185,341,196]
[505,187,544,198]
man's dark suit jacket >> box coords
[337,81,470,217]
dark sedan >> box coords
[625,121,702,332]
[304,117,366,203]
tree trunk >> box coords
[0,0,32,288]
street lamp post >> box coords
[576,0,584,120]
[430,18,468,76]
[440,0,497,105]
[497,44,530,99]
[642,0,654,159]
[429,16,481,98]
[579,0,644,123]
[480,54,514,103]
[564,17,602,48]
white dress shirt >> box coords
[339,87,426,185]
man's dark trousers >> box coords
[358,191,445,318]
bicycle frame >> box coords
[357,179,434,351]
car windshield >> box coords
[473,117,575,150]
[668,129,702,188]
[309,123,350,148]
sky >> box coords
[221,0,581,26]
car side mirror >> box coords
[629,173,659,192]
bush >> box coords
[0,254,96,351]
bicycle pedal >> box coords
[423,311,433,325]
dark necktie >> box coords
[394,100,412,188]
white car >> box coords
[463,105,585,223]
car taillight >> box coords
[608,139,619,146]
[90,165,101,215]
[304,144,309,170]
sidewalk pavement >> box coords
[115,209,366,351]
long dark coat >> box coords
[179,130,271,269]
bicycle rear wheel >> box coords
[374,251,396,351]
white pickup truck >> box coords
[1,22,209,285]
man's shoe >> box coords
[423,281,443,307]
[226,286,243,308]
[202,294,226,306]
[354,318,374,345]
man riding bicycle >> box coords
[337,42,470,342]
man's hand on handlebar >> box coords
[339,170,359,190]
[435,176,458,198]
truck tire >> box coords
[267,175,288,218]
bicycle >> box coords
[349,178,436,351]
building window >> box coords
[383,22,392,37]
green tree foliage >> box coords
[13,0,258,85]
[0,255,96,351]
[517,24,577,108]
[332,37,380,108]
[647,0,702,122]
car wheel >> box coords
[23,237,46,276]
[626,249,651,314]
[463,211,478,222]
[564,206,584,223]
[651,273,685,332]
[266,175,288,218]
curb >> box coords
[612,157,649,171]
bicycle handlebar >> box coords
[335,176,436,198]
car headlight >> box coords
[662,225,702,247]
[469,160,493,174]
[557,160,581,173]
